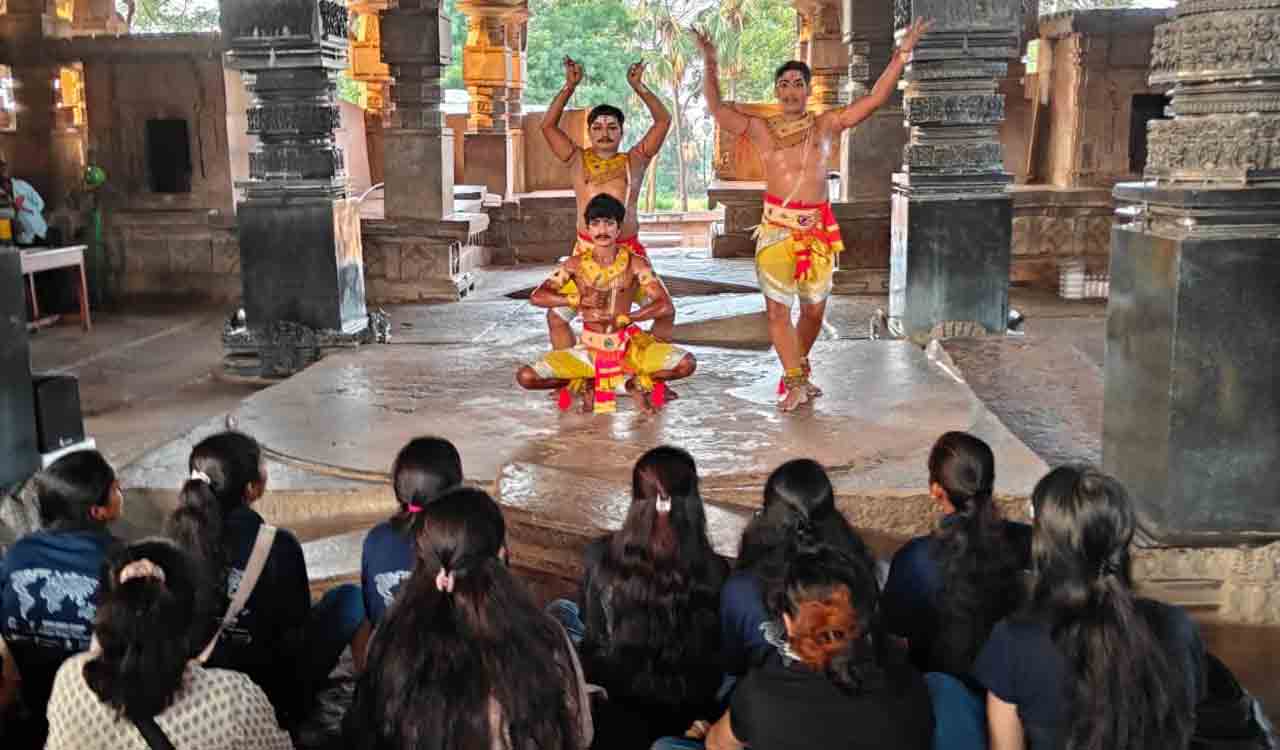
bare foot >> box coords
[807,382,823,399]
[664,386,680,402]
[779,386,810,412]
[628,386,657,415]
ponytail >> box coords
[388,437,463,535]
[1030,466,1194,750]
[85,539,201,720]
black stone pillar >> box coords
[888,0,1019,340]
[222,0,368,343]
[1105,0,1280,543]
[0,249,38,489]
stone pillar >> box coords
[221,0,369,371]
[459,0,526,198]
[0,249,39,489]
[1104,0,1280,542]
[795,0,849,113]
[380,0,454,221]
[888,0,1019,340]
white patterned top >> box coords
[45,653,294,750]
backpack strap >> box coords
[198,524,278,663]
[131,715,177,750]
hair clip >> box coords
[655,493,672,513]
[189,469,212,485]
[119,558,166,585]
[435,568,456,593]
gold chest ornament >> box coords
[582,148,630,185]
[765,112,816,149]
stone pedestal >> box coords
[221,0,373,375]
[464,130,523,198]
[708,181,766,258]
[1105,0,1280,542]
[0,249,38,490]
[888,0,1019,339]
[239,198,367,334]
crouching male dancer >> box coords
[517,194,695,415]
[692,18,931,411]
[540,56,675,350]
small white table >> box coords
[20,244,91,332]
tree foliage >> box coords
[119,0,220,34]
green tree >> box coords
[523,0,642,120]
[119,0,219,33]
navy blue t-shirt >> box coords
[973,598,1206,750]
[721,571,772,677]
[360,520,415,625]
[882,518,1031,675]
[0,528,116,710]
[204,505,311,722]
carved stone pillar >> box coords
[459,0,526,198]
[795,0,849,113]
[888,0,1019,340]
[1104,0,1280,542]
[380,0,455,221]
[221,0,370,374]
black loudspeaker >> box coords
[31,374,85,454]
[0,248,39,488]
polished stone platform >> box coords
[118,333,1045,592]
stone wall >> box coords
[1010,185,1112,285]
[78,37,243,302]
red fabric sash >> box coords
[763,194,843,281]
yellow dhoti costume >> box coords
[530,328,687,414]
[755,194,845,307]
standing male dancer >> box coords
[693,18,931,411]
[540,57,675,352]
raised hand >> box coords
[899,17,934,54]
[688,26,717,63]
[627,61,647,91]
[564,56,584,89]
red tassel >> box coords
[557,387,572,411]
[777,377,787,396]
[651,381,667,408]
[794,249,813,281]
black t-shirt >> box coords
[973,598,1206,750]
[204,505,311,722]
[729,652,934,750]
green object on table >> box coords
[84,164,106,304]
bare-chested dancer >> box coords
[540,57,675,351]
[692,18,931,411]
[517,194,695,416]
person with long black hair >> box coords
[361,436,463,625]
[882,431,1029,679]
[676,543,932,750]
[344,487,592,750]
[974,466,1205,750]
[722,458,876,680]
[164,431,369,727]
[44,538,292,749]
[563,445,729,749]
[0,450,122,728]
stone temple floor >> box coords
[18,250,1278,723]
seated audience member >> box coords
[44,538,293,749]
[882,431,1029,680]
[345,487,592,750]
[555,446,728,749]
[722,459,876,680]
[165,431,369,727]
[361,437,463,625]
[671,544,933,750]
[0,450,122,725]
[974,465,1205,750]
